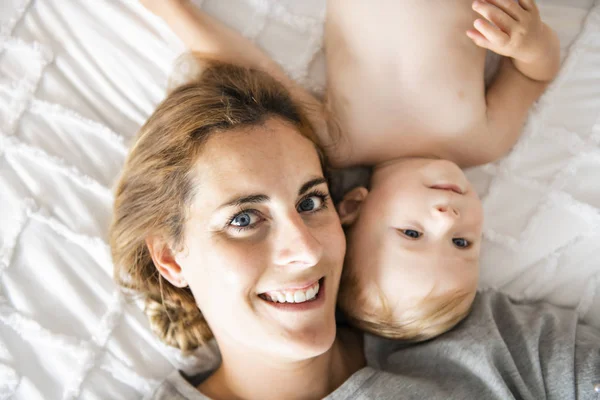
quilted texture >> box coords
[0,0,598,398]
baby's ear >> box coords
[146,236,188,288]
[337,187,368,226]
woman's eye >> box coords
[401,229,422,239]
[230,211,259,228]
[453,238,470,249]
[297,194,326,213]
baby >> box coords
[328,0,559,340]
[141,0,560,341]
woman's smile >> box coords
[258,277,326,311]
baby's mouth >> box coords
[259,278,323,304]
[429,183,464,195]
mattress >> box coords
[0,0,598,398]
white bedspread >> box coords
[0,0,598,399]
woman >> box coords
[108,2,600,399]
[110,61,365,399]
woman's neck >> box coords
[199,328,365,400]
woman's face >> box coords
[175,118,346,361]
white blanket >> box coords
[0,0,598,399]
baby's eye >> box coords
[297,194,327,213]
[452,238,470,249]
[230,211,260,228]
[401,229,422,239]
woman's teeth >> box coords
[262,281,320,304]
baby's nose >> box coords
[434,204,460,218]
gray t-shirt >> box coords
[149,290,600,399]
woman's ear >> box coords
[337,187,368,226]
[146,236,188,288]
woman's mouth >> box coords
[258,278,325,309]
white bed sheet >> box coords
[0,0,598,399]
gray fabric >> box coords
[149,290,600,399]
[362,290,600,400]
[147,370,211,400]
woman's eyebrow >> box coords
[220,194,269,209]
[298,177,327,196]
[218,177,326,210]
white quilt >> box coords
[0,0,598,399]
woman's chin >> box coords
[274,319,338,361]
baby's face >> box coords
[341,158,482,317]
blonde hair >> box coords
[338,264,474,342]
[109,59,323,353]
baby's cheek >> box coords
[472,195,485,222]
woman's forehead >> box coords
[203,118,318,165]
[191,119,324,202]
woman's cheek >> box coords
[202,239,268,289]
[323,214,347,260]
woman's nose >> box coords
[273,214,323,268]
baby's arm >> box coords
[140,0,334,152]
[464,0,560,164]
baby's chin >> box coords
[421,160,470,187]
[374,158,473,196]
[395,157,464,175]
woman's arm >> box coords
[143,0,280,74]
[141,0,336,153]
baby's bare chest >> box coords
[326,0,489,164]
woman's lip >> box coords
[258,278,322,295]
[429,184,464,195]
[259,278,326,311]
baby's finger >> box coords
[466,29,492,50]
[518,0,537,11]
[472,1,516,33]
[482,0,524,21]
[473,18,510,46]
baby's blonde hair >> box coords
[109,59,322,353]
[338,263,474,341]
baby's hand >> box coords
[466,0,552,64]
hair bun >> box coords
[144,289,212,353]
